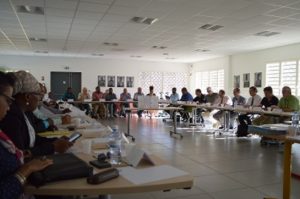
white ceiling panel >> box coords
[78,2,110,12]
[45,8,75,18]
[266,7,300,18]
[1,0,300,62]
[45,0,78,10]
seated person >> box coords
[180,87,193,102]
[0,71,73,157]
[91,86,106,119]
[146,86,156,118]
[205,87,218,104]
[0,71,54,199]
[32,83,61,130]
[133,87,144,118]
[78,87,91,115]
[278,86,299,112]
[120,88,131,117]
[105,88,117,117]
[147,86,156,96]
[62,87,76,101]
[213,90,232,128]
[165,87,180,118]
[237,86,262,137]
[252,86,279,125]
[230,88,246,128]
[179,87,193,121]
[193,89,207,123]
[276,86,300,123]
[169,87,180,103]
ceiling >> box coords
[1,0,300,63]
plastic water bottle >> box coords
[108,126,122,165]
[291,112,300,136]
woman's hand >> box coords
[18,158,53,177]
[53,138,73,153]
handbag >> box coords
[28,153,93,187]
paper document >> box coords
[119,165,188,185]
[124,146,154,167]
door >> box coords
[70,72,81,98]
[50,72,81,100]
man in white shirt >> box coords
[213,90,232,127]
[237,86,262,136]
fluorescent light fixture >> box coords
[152,46,167,49]
[35,50,48,54]
[254,31,280,37]
[166,57,176,60]
[131,16,158,25]
[195,49,210,52]
[91,53,104,56]
[16,5,44,15]
[199,24,223,31]
[103,42,118,46]
[130,55,142,58]
[29,37,47,42]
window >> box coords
[195,69,225,92]
[138,72,188,97]
[266,63,280,96]
[266,61,298,96]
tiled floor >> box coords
[101,117,300,199]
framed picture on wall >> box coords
[233,75,240,88]
[117,76,125,87]
[107,76,115,87]
[243,73,250,88]
[126,76,134,88]
[254,72,262,87]
[98,75,106,87]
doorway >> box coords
[50,72,81,100]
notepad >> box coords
[38,130,71,138]
[119,165,188,185]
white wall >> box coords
[231,43,300,96]
[0,55,188,96]
[191,42,300,97]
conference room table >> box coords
[26,109,193,198]
[24,153,193,198]
[176,103,293,128]
[124,107,184,139]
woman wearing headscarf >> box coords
[0,71,72,157]
[0,71,53,199]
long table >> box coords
[124,107,184,139]
[25,153,193,197]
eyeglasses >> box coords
[0,93,15,105]
[29,92,44,97]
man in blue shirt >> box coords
[180,87,193,101]
[169,87,180,103]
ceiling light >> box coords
[166,57,176,60]
[130,55,142,58]
[92,53,104,56]
[29,37,47,42]
[131,16,158,25]
[195,49,210,52]
[254,31,280,37]
[16,5,44,15]
[103,42,118,46]
[152,46,167,49]
[199,24,224,31]
[35,50,48,54]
